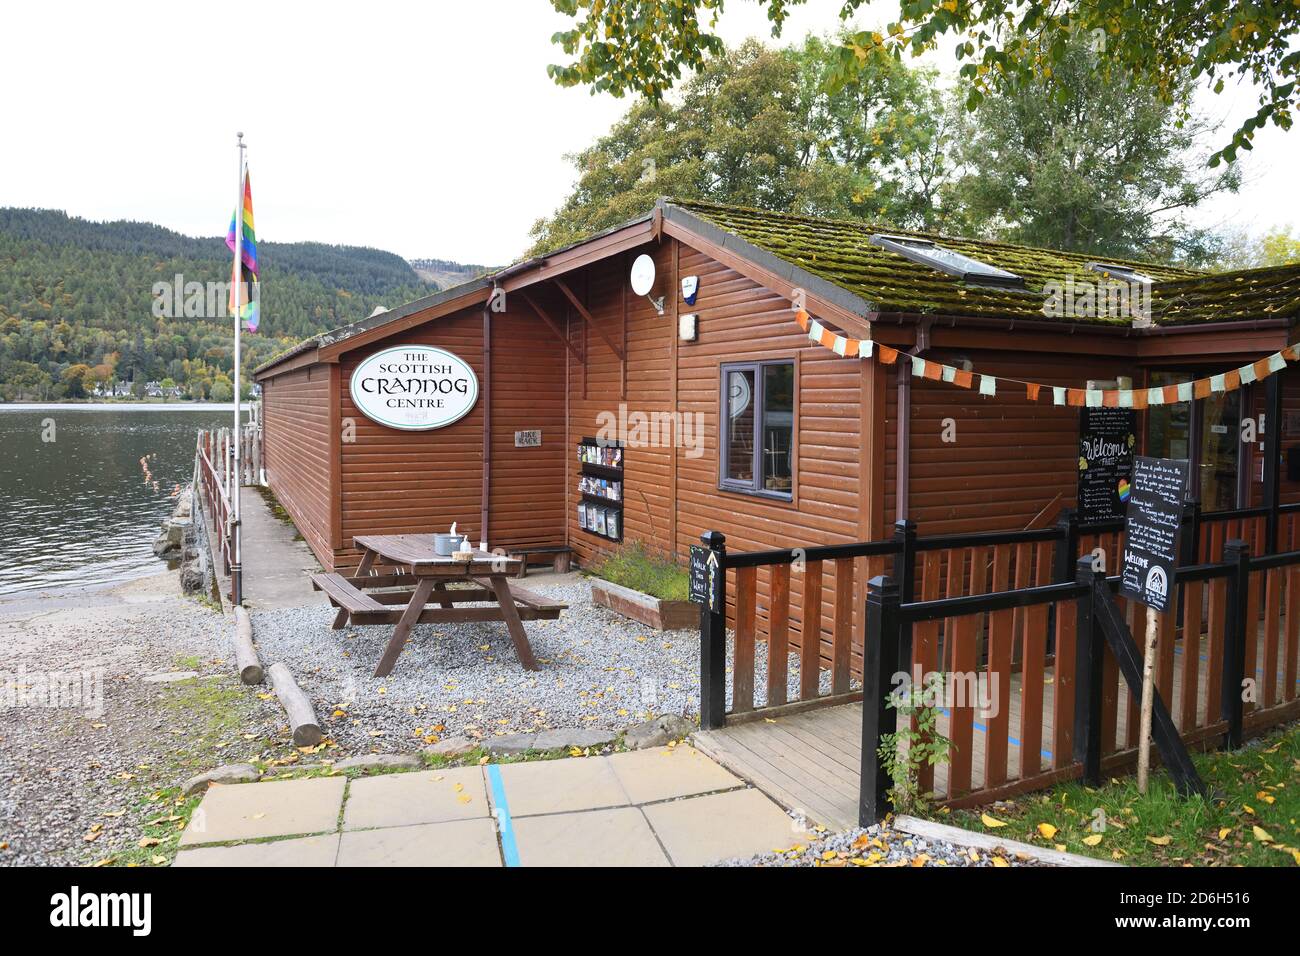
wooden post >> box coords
[1136,605,1159,793]
[231,606,264,684]
[1072,556,1104,786]
[1265,375,1282,554]
[860,574,901,825]
[268,662,321,747]
[1221,539,1251,750]
[699,531,728,730]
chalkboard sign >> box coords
[1078,408,1136,524]
[1120,456,1190,613]
[689,545,723,612]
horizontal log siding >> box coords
[487,308,567,548]
[261,365,333,568]
[564,248,674,567]
[335,311,487,574]
[886,351,1141,533]
[557,240,874,670]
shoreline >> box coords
[0,402,252,412]
[0,569,183,617]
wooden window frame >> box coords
[718,359,796,502]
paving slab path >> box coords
[207,487,326,612]
[174,745,811,867]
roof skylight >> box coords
[1087,262,1156,285]
[870,234,1025,289]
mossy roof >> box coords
[671,199,1300,328]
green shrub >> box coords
[585,541,690,602]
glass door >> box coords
[1145,370,1241,509]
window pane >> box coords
[1200,389,1241,510]
[1147,371,1191,461]
[726,369,755,483]
[762,363,794,493]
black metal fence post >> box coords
[1053,508,1081,580]
[1072,556,1104,786]
[892,519,917,672]
[1048,508,1079,644]
[699,531,728,731]
[860,574,902,826]
[1221,538,1250,750]
[891,519,917,603]
[1179,500,1201,567]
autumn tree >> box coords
[940,31,1239,262]
[547,0,1298,165]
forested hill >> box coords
[0,208,436,401]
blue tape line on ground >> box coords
[486,764,520,867]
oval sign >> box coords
[349,345,479,431]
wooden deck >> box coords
[696,704,865,831]
[696,631,1296,831]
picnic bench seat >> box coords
[312,571,568,630]
[311,572,387,614]
[506,545,572,578]
[472,578,567,613]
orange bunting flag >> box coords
[789,307,1294,408]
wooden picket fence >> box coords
[698,503,1300,821]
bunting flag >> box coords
[226,171,260,332]
[791,308,1300,407]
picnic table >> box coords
[310,533,567,677]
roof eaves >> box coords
[253,275,495,376]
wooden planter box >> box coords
[589,578,698,631]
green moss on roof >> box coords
[670,199,1300,328]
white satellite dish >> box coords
[630,253,664,314]
[630,254,656,295]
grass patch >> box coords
[584,541,690,602]
[159,676,249,746]
[936,723,1300,866]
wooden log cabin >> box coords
[254,198,1300,668]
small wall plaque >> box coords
[514,429,542,447]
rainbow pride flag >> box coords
[226,171,260,331]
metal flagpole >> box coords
[231,132,246,606]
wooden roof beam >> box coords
[554,278,625,362]
[519,289,583,364]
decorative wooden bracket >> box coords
[520,290,583,365]
[554,278,625,363]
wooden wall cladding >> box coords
[261,365,333,566]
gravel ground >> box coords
[248,574,853,752]
[0,568,861,866]
[249,576,699,750]
[0,573,287,866]
[717,819,1045,867]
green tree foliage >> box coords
[533,32,1233,265]
[0,209,435,401]
[941,32,1240,262]
[547,0,1298,165]
[531,36,948,252]
[1213,225,1300,270]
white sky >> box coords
[0,0,1294,265]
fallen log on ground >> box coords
[231,606,264,685]
[268,662,321,747]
